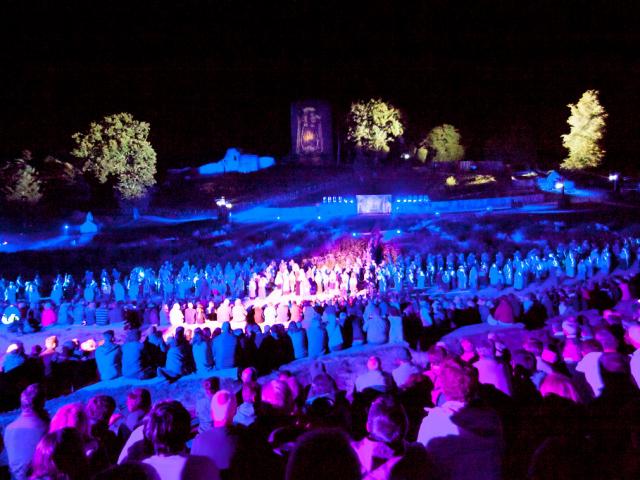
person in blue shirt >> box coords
[212,322,238,369]
[95,330,122,381]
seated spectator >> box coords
[40,302,57,327]
[40,335,59,377]
[234,381,259,427]
[142,401,219,480]
[286,429,360,480]
[191,390,242,473]
[539,373,582,403]
[307,317,327,358]
[363,311,389,345]
[95,330,122,381]
[3,341,27,372]
[392,348,421,389]
[459,338,478,364]
[3,384,49,480]
[125,388,151,432]
[473,339,512,396]
[212,322,238,370]
[352,396,433,478]
[157,327,194,382]
[355,356,396,393]
[30,428,89,480]
[49,402,109,471]
[575,328,618,397]
[191,329,213,374]
[122,329,152,379]
[417,358,503,480]
[196,377,220,433]
[86,395,120,467]
[288,322,308,359]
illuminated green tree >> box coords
[560,90,607,170]
[347,99,404,158]
[423,124,464,162]
[72,112,157,200]
[2,159,43,205]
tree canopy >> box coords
[423,124,465,162]
[560,89,607,170]
[1,158,43,205]
[347,99,404,154]
[71,112,157,200]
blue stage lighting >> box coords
[317,216,322,220]
[396,229,401,234]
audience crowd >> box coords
[1,234,640,479]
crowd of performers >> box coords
[1,235,636,333]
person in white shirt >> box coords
[417,358,503,480]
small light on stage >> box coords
[435,211,440,216]
[276,216,280,220]
[396,199,401,203]
[352,232,357,237]
[317,216,322,220]
[225,203,232,209]
[396,229,401,234]
[63,224,69,230]
[402,153,411,160]
[555,181,564,191]
[2,241,7,245]
[609,173,619,182]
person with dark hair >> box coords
[86,395,120,467]
[285,429,360,480]
[352,396,434,479]
[122,329,153,379]
[30,428,89,480]
[234,381,259,427]
[212,321,238,369]
[3,384,49,480]
[95,330,122,381]
[125,388,152,432]
[196,377,220,433]
[417,358,503,480]
[142,401,219,480]
[191,328,214,374]
[157,327,194,382]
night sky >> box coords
[1,0,638,169]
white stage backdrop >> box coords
[356,195,392,215]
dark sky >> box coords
[0,0,638,168]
